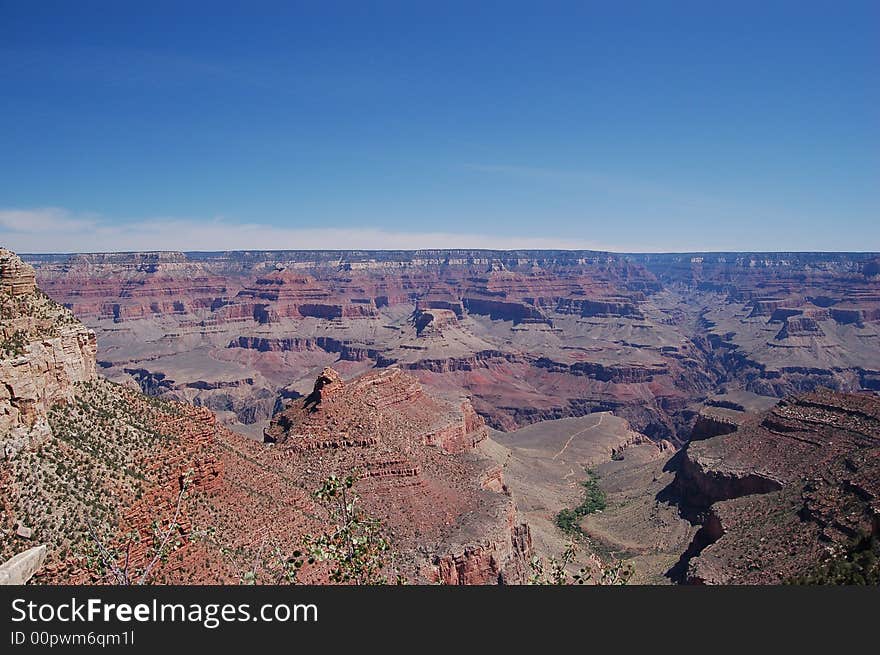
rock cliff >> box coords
[665,390,880,584]
[1,249,97,458]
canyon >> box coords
[576,389,880,584]
[0,249,531,584]
[3,247,879,584]
[25,250,880,446]
[24,250,704,442]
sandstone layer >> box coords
[1,248,97,458]
[630,252,880,398]
[29,250,879,448]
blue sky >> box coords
[1,1,877,252]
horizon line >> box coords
[15,248,880,257]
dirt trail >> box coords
[552,413,606,461]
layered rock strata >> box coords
[265,366,533,583]
[1,249,97,457]
[30,250,697,442]
[3,249,528,584]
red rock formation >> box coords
[29,249,879,446]
[226,271,379,323]
[557,297,644,319]
[411,307,459,336]
[30,383,326,586]
[5,249,536,585]
[29,250,704,442]
[29,252,235,322]
[427,504,532,585]
[265,366,532,583]
[668,390,880,584]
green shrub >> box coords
[555,470,606,535]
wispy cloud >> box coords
[0,207,100,233]
[0,208,610,253]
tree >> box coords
[303,474,400,585]
[528,541,633,585]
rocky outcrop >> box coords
[775,316,824,340]
[228,334,385,362]
[264,367,532,582]
[534,357,668,384]
[410,308,459,336]
[302,366,345,409]
[423,400,488,453]
[417,297,464,317]
[404,350,523,373]
[428,507,532,585]
[1,249,97,457]
[0,545,47,585]
[462,297,551,325]
[556,297,644,319]
[747,298,787,318]
[228,336,327,352]
[227,271,379,324]
[665,390,880,584]
[687,394,776,441]
[0,249,36,296]
[668,449,784,517]
[689,413,739,441]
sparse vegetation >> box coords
[0,329,28,357]
[528,541,632,585]
[539,470,633,585]
[85,473,191,585]
[0,379,186,574]
[220,474,402,585]
[788,533,880,585]
[0,288,80,355]
[555,469,606,535]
